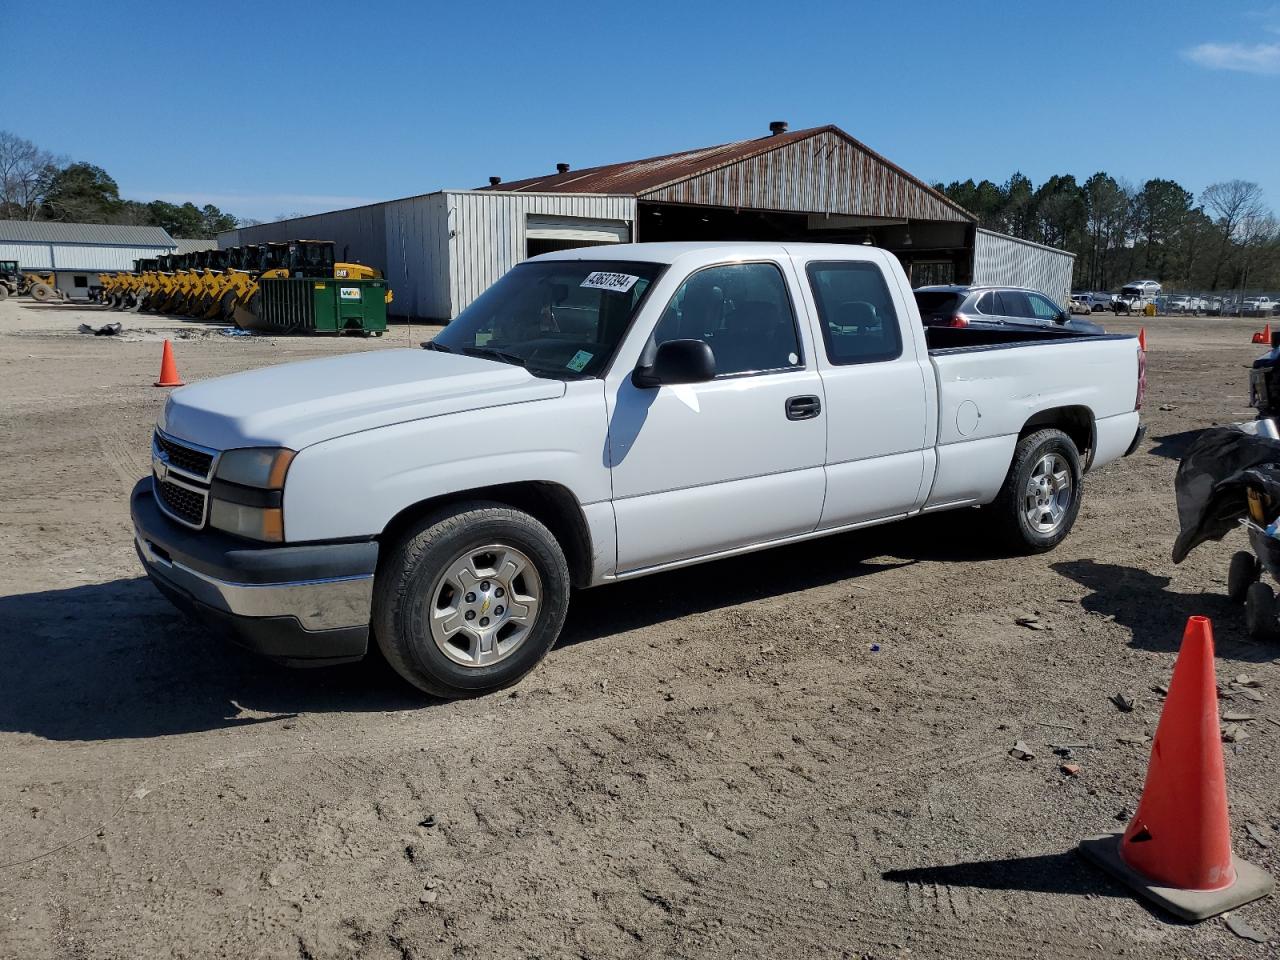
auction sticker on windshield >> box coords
[566,349,593,372]
[581,271,640,293]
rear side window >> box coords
[976,292,1001,315]
[807,261,903,365]
[1000,290,1035,318]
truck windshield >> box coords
[430,259,665,378]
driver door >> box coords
[606,259,827,574]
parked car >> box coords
[1165,295,1199,315]
[1244,297,1277,317]
[1205,297,1224,316]
[1069,293,1094,315]
[1114,282,1159,316]
[915,285,1106,334]
[1091,292,1115,312]
[132,242,1145,698]
[1124,279,1162,297]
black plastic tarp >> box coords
[1172,426,1280,562]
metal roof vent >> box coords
[769,121,789,136]
[488,176,502,185]
[556,163,571,174]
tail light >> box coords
[1135,341,1147,411]
[944,314,968,328]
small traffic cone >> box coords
[1137,327,1146,352]
[154,339,184,387]
[1078,616,1273,920]
[1252,322,1271,345]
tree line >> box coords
[936,172,1280,293]
[0,131,245,239]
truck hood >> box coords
[160,349,566,451]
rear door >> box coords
[796,253,931,528]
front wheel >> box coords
[373,502,571,698]
[989,428,1083,553]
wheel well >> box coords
[1020,405,1095,468]
[378,482,594,588]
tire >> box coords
[0,285,8,301]
[1245,581,1277,642]
[989,428,1083,553]
[30,282,53,303]
[373,502,571,698]
[1228,551,1260,604]
[219,291,237,323]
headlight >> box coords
[215,447,295,489]
[208,447,295,541]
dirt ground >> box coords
[1,297,1278,960]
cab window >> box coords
[653,262,803,377]
[806,261,902,365]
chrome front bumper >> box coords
[131,478,376,664]
[134,534,373,631]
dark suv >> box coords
[913,285,1106,335]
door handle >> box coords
[786,395,821,421]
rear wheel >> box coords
[30,282,54,303]
[1228,551,1260,604]
[989,428,1083,553]
[1245,582,1277,642]
[373,502,571,698]
[0,285,8,301]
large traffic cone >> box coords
[1079,616,1273,920]
[1137,327,1146,352]
[1252,322,1271,345]
[154,339,184,387]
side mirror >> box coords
[632,339,716,388]
[1056,309,1070,324]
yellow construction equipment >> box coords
[232,240,393,329]
[93,240,393,328]
[20,270,65,302]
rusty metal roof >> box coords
[479,124,974,223]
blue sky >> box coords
[8,0,1279,221]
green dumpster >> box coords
[257,277,389,334]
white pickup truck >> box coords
[132,242,1146,697]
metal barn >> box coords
[0,220,179,297]
[219,123,1074,321]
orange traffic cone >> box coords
[1137,327,1146,352]
[154,339,184,387]
[1079,616,1273,920]
[1252,322,1271,345]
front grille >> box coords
[154,431,214,479]
[156,478,207,527]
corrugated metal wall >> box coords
[0,241,173,271]
[221,192,635,320]
[444,192,635,316]
[642,129,971,223]
[972,229,1075,307]
[218,205,388,268]
[383,194,451,319]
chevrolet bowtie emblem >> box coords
[481,598,490,613]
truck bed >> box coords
[924,326,1127,352]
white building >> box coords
[0,220,181,297]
